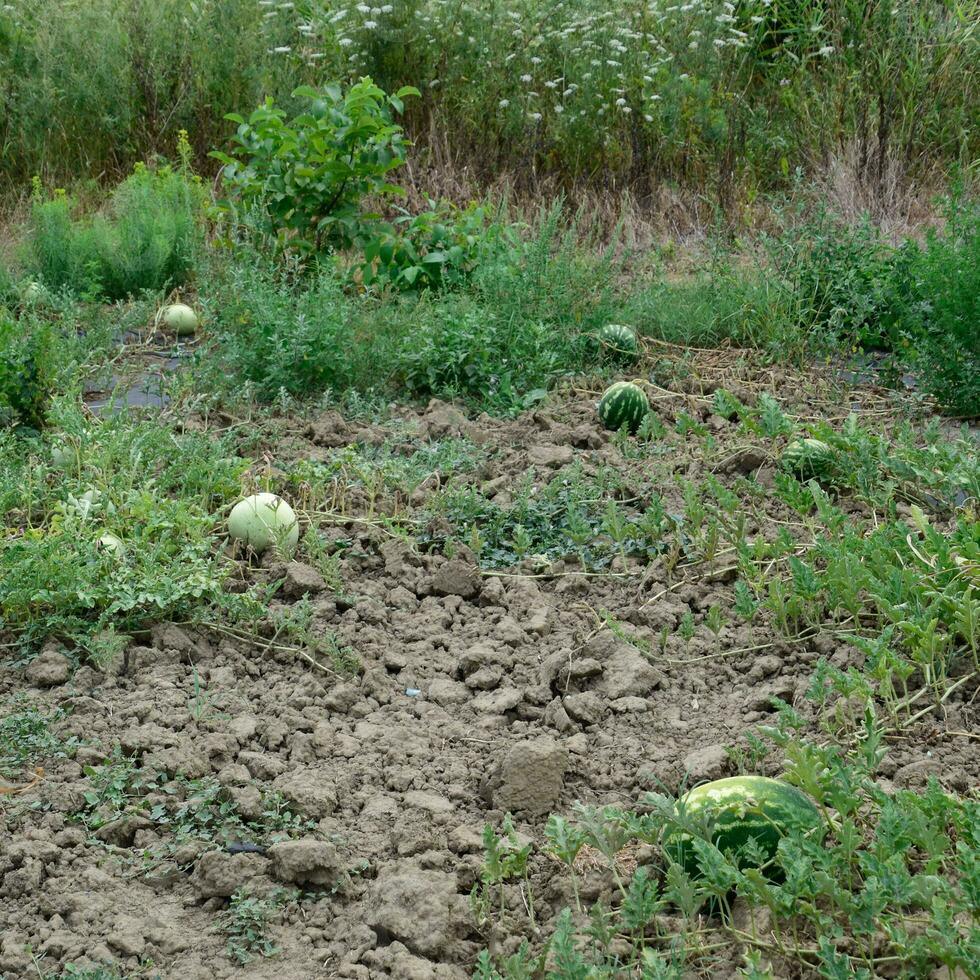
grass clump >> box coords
[26,159,203,301]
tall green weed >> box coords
[27,163,203,300]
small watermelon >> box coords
[98,532,126,556]
[670,775,822,874]
[598,323,639,363]
[228,492,299,553]
[598,381,649,433]
[162,303,199,337]
[781,438,835,481]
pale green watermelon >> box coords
[598,323,639,363]
[163,303,199,337]
[598,381,649,433]
[670,775,822,873]
[228,493,299,553]
[782,438,835,481]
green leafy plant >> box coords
[471,814,534,928]
[0,698,80,779]
[0,312,57,431]
[221,888,282,965]
[898,190,980,416]
[357,200,510,291]
[212,78,419,253]
[26,161,203,301]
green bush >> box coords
[900,195,980,416]
[396,299,589,411]
[26,162,203,300]
[213,79,419,254]
[201,255,373,400]
[357,200,512,291]
[0,312,58,431]
[762,212,902,350]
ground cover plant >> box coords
[0,29,978,980]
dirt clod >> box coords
[25,648,71,687]
[269,839,342,886]
[488,736,568,816]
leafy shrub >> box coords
[763,211,902,350]
[357,200,512,291]
[200,255,375,400]
[213,79,419,254]
[26,161,203,300]
[396,300,589,411]
[0,312,57,431]
[899,194,980,417]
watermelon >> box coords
[781,438,835,481]
[598,323,639,363]
[162,303,198,337]
[98,532,126,556]
[228,492,299,553]
[670,776,822,873]
[598,381,649,433]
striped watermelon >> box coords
[670,776,822,873]
[598,323,639,363]
[781,438,835,481]
[598,381,649,433]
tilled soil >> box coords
[2,358,977,979]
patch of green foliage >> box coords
[201,202,617,412]
[0,310,58,431]
[221,888,283,965]
[26,155,203,301]
[896,191,980,417]
[78,751,314,853]
[425,462,673,570]
[0,697,80,779]
[0,401,251,658]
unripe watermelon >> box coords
[598,323,639,363]
[671,775,822,873]
[228,493,299,553]
[781,438,835,481]
[163,303,198,337]
[598,381,649,433]
[98,532,126,556]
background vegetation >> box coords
[1,0,976,211]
